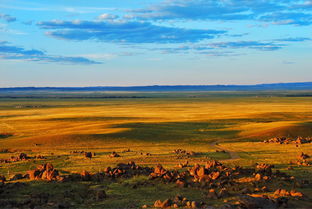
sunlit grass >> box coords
[0,93,311,208]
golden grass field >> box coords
[0,92,311,208]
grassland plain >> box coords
[0,91,311,208]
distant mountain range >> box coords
[1,82,312,92]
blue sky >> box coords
[0,0,311,87]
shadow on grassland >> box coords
[98,112,312,143]
[101,122,240,143]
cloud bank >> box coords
[0,13,16,22]
[0,41,101,64]
[37,20,226,43]
[130,0,312,26]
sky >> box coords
[0,0,311,87]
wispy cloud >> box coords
[97,13,119,21]
[37,19,226,44]
[81,53,117,60]
[0,41,101,65]
[199,51,243,57]
[149,37,312,55]
[130,0,312,26]
[274,37,312,42]
[0,4,119,13]
[293,0,312,9]
[0,13,16,22]
[260,12,312,26]
[209,41,284,51]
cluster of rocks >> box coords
[140,152,152,156]
[0,153,29,163]
[6,161,152,183]
[0,153,46,164]
[273,189,304,198]
[73,161,153,181]
[3,163,63,182]
[109,151,120,158]
[11,153,29,161]
[175,161,189,169]
[26,163,64,182]
[151,195,203,209]
[292,152,311,166]
[254,163,297,183]
[1,158,309,209]
[172,149,196,157]
[150,164,188,187]
[148,159,302,202]
[104,161,153,178]
[149,160,243,193]
[253,163,274,180]
[264,136,312,144]
[188,160,229,183]
[230,189,304,209]
[70,150,95,159]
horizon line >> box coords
[1,81,312,89]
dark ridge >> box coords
[1,82,312,92]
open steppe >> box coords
[0,91,311,208]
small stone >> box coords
[290,190,304,198]
[154,200,162,208]
[254,173,262,181]
[173,203,179,208]
[161,199,172,208]
[191,201,199,209]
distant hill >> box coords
[1,82,312,92]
